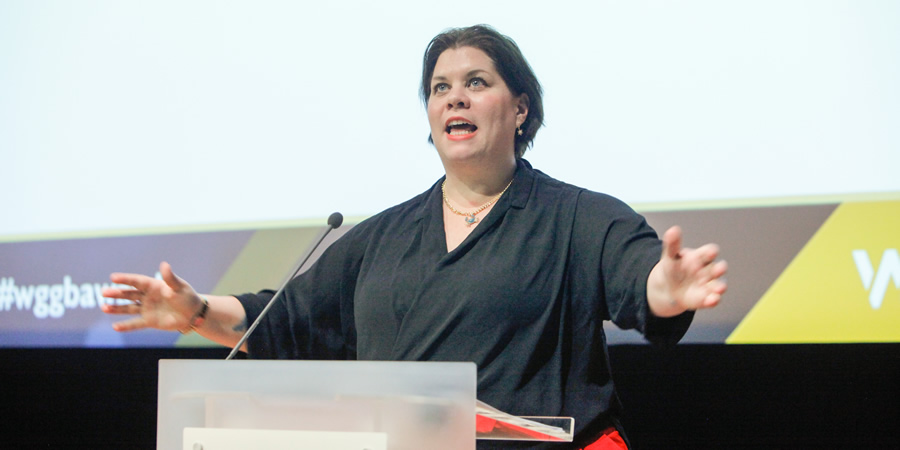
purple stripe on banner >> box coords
[0,230,254,348]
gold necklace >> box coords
[442,178,514,226]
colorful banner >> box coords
[2,199,899,347]
[0,226,348,347]
[727,201,900,343]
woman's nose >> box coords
[446,88,469,109]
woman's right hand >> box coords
[101,261,203,332]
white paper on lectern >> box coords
[183,428,387,450]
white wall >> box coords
[2,0,898,236]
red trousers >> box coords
[580,426,628,450]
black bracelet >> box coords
[179,295,209,334]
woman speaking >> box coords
[102,25,727,449]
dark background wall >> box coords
[2,344,898,449]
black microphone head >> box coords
[327,212,343,229]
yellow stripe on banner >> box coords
[727,200,900,343]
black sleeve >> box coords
[574,190,693,347]
[235,228,364,360]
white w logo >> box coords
[852,249,900,309]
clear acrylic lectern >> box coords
[157,360,476,450]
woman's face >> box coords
[427,46,527,166]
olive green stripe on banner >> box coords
[175,226,323,348]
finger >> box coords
[710,260,728,279]
[693,259,729,285]
[694,243,721,266]
[160,261,186,291]
[100,303,142,315]
[662,226,683,260]
[701,292,722,309]
[675,250,706,276]
[681,244,722,276]
[706,277,727,295]
[111,316,148,332]
[109,272,158,292]
[100,287,143,301]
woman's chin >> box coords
[438,147,485,165]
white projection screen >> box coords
[1,1,899,347]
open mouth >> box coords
[446,119,478,136]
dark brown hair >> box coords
[421,25,544,158]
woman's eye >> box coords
[433,83,449,93]
[469,78,486,88]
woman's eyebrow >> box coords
[432,69,491,83]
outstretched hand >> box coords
[647,226,728,317]
[100,261,203,332]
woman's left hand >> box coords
[647,226,728,317]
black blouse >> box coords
[237,159,693,448]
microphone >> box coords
[226,212,344,360]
